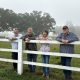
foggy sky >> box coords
[0,0,80,26]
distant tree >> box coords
[27,11,56,33]
[0,8,18,29]
[0,8,56,33]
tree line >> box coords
[0,8,56,34]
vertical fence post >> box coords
[17,39,23,75]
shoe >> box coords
[69,77,73,80]
[42,74,45,77]
[65,76,73,80]
[29,70,35,73]
[45,75,49,80]
[14,68,17,71]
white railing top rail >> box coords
[0,38,80,45]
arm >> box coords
[10,34,22,41]
[7,33,17,41]
[68,33,79,43]
[21,35,28,41]
[10,37,17,41]
[17,34,22,39]
[56,33,62,42]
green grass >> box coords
[0,42,80,80]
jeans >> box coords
[12,52,18,69]
[27,54,37,72]
[61,57,72,78]
[42,55,50,76]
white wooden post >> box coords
[17,39,23,75]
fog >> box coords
[55,26,80,38]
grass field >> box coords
[0,42,80,80]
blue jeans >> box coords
[61,57,72,78]
[27,54,37,72]
[42,55,50,76]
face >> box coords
[13,28,19,34]
[42,32,48,37]
[63,28,69,34]
[27,28,33,35]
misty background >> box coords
[0,0,80,38]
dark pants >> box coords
[12,52,18,70]
[42,55,50,76]
[27,54,37,72]
[61,57,72,78]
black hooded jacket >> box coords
[22,33,37,51]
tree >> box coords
[0,8,56,34]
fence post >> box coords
[17,39,23,75]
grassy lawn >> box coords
[0,42,80,80]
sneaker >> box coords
[46,75,49,80]
[42,74,45,77]
[65,76,73,80]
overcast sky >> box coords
[0,0,80,26]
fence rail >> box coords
[0,38,80,75]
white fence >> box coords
[0,38,80,75]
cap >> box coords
[63,26,69,30]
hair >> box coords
[43,30,49,35]
[13,28,19,31]
[27,27,33,31]
[63,25,69,30]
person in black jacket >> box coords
[23,28,37,72]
